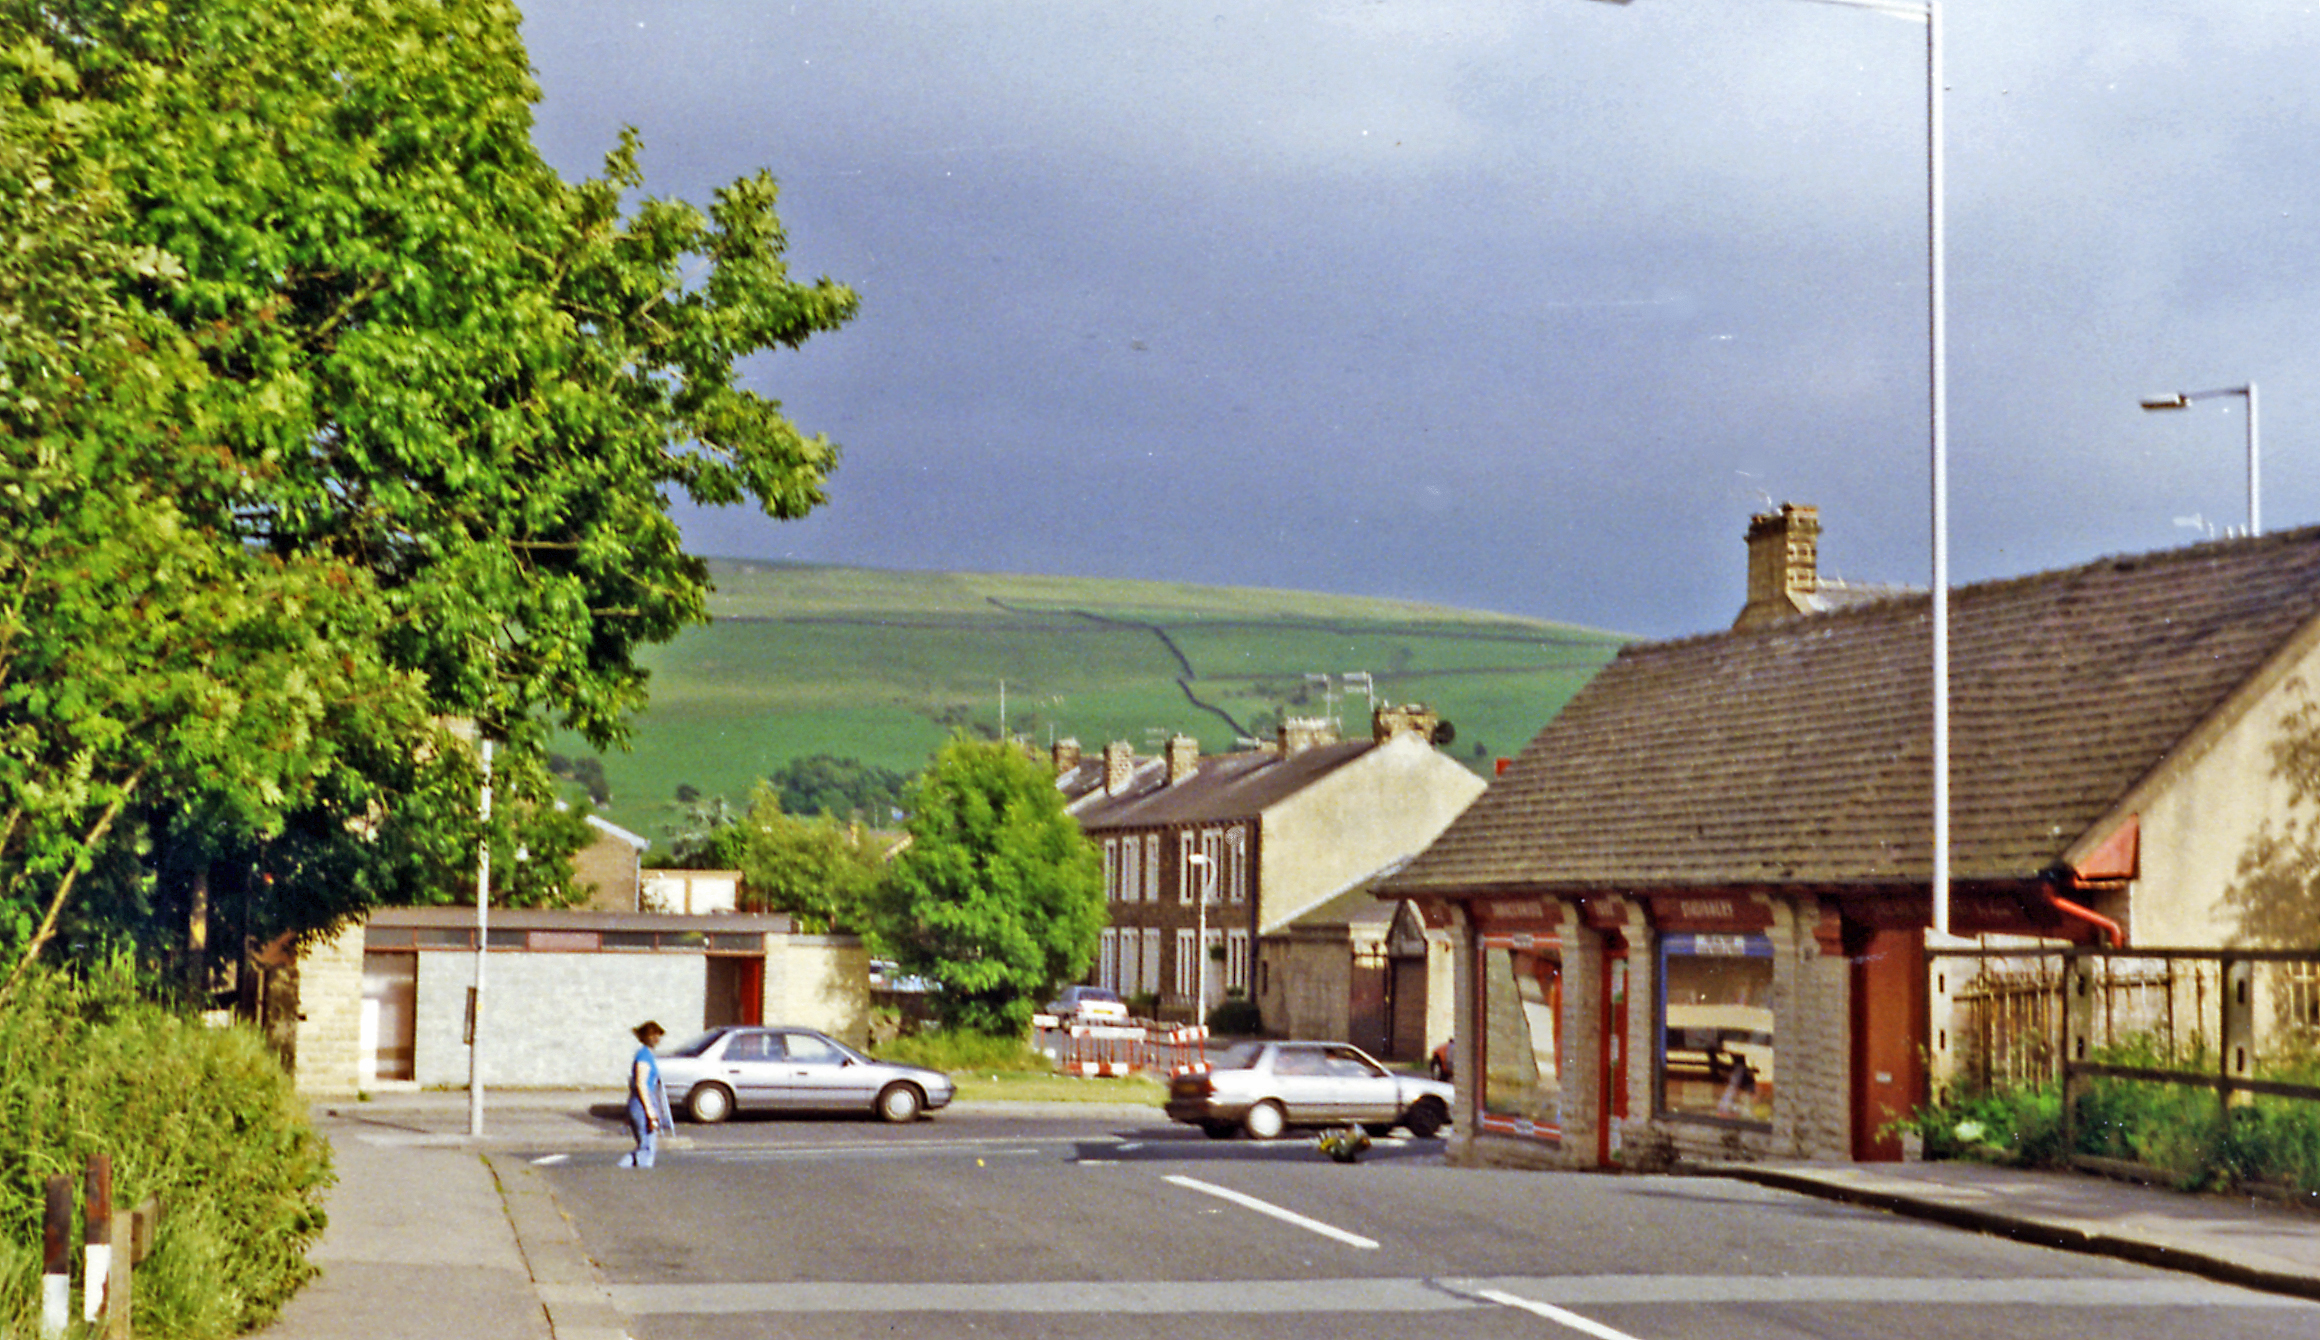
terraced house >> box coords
[1058,706,1484,1059]
[1386,505,2320,1169]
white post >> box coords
[468,738,493,1139]
[1926,0,1950,938]
[2246,381,2261,537]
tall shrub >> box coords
[0,963,330,1338]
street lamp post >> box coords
[2140,384,2260,537]
[1185,852,1216,1025]
[1585,0,1949,934]
[469,738,493,1139]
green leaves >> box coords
[2,0,853,966]
[870,739,1105,1035]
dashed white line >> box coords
[1162,1174,1380,1249]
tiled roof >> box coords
[1389,529,2320,894]
[1076,740,1377,830]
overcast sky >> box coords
[520,1,2319,638]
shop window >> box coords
[1660,933,1775,1124]
[1481,941,1562,1137]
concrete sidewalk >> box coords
[257,1094,2320,1339]
[259,1091,630,1340]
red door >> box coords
[1599,943,1629,1167]
[1851,925,1926,1160]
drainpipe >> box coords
[2046,889,2124,948]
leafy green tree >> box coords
[867,738,1103,1035]
[0,0,856,967]
[731,783,883,933]
[764,754,909,823]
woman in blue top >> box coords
[618,1020,673,1168]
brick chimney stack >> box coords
[1736,502,1820,630]
[1277,717,1337,756]
[1371,703,1439,744]
[1104,740,1135,796]
[1164,733,1200,786]
[1052,738,1081,775]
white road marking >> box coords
[1161,1174,1380,1249]
[1476,1288,1644,1340]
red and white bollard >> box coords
[85,1154,113,1325]
[42,1174,70,1338]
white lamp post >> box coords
[468,738,494,1139]
[1585,0,1950,933]
[2140,384,2260,537]
[1185,852,1216,1024]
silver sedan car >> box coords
[1165,1040,1453,1140]
[656,1026,955,1125]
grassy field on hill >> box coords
[566,561,1630,838]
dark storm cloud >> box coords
[520,1,2320,637]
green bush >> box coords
[872,1028,1048,1074]
[1205,994,1263,1037]
[1906,1034,2320,1195]
[0,961,331,1339]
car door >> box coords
[1264,1044,1338,1124]
[713,1028,784,1110]
[774,1029,877,1110]
[1317,1044,1402,1124]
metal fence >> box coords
[1931,945,2320,1128]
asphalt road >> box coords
[531,1109,2319,1340]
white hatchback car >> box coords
[1044,985,1132,1023]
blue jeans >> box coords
[619,1097,658,1168]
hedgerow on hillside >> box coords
[0,963,331,1339]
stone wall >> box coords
[770,936,871,1048]
[413,951,707,1089]
[293,923,366,1096]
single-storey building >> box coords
[1384,504,2320,1168]
[293,907,867,1095]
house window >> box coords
[1144,836,1160,902]
[1199,829,1224,904]
[1225,929,1250,993]
[1660,934,1775,1125]
[1120,932,1142,999]
[1120,837,1141,903]
[1178,832,1197,903]
[1102,839,1119,902]
[1175,929,1197,996]
[1226,826,1249,904]
[1480,938,1563,1139]
[1099,929,1118,991]
[1142,928,1162,994]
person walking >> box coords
[618,1020,673,1168]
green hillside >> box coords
[565,561,1631,837]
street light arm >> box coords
[2142,386,2251,409]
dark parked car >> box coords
[655,1025,954,1125]
[1164,1040,1453,1140]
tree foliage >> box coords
[0,0,855,968]
[867,738,1103,1035]
[730,783,883,933]
[763,753,909,823]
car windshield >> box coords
[664,1030,725,1058]
[1079,989,1121,1003]
[1209,1042,1265,1071]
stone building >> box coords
[294,908,866,1095]
[1064,705,1483,1059]
[1386,506,2320,1168]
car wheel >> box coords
[1403,1097,1447,1139]
[1362,1123,1396,1138]
[1199,1120,1237,1140]
[686,1083,734,1125]
[877,1082,924,1124]
[1242,1100,1287,1141]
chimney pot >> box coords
[1165,733,1200,785]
